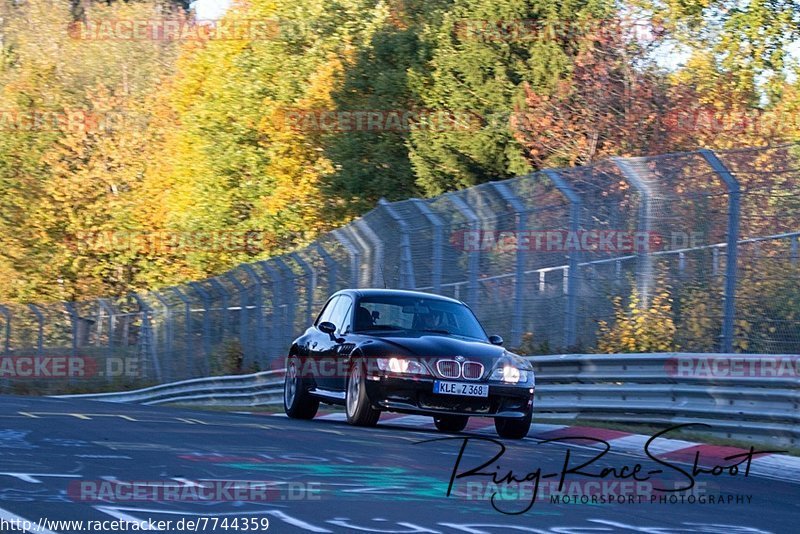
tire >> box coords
[284,357,319,419]
[433,415,469,433]
[494,410,532,439]
[345,360,381,427]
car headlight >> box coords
[375,357,430,376]
[490,365,530,384]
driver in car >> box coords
[418,310,446,331]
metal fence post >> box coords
[290,251,316,324]
[241,265,268,367]
[332,229,361,288]
[447,193,480,311]
[0,305,11,354]
[224,272,251,368]
[254,262,279,363]
[490,182,529,348]
[379,198,416,289]
[613,158,655,307]
[699,149,741,353]
[152,292,173,380]
[273,257,297,352]
[313,243,339,296]
[64,302,79,359]
[130,293,161,382]
[353,219,384,287]
[97,299,115,351]
[169,287,193,378]
[0,305,8,391]
[27,304,44,357]
[189,282,212,376]
[543,169,582,348]
[209,278,230,337]
[411,199,443,293]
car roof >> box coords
[332,288,464,305]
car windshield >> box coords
[353,295,488,341]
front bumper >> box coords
[363,373,534,419]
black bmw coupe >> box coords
[283,289,535,438]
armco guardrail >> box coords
[529,353,799,448]
[57,353,799,447]
[53,369,286,407]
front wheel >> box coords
[345,360,381,427]
[284,357,319,419]
[494,410,532,439]
[434,415,469,432]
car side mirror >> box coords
[318,321,336,340]
[488,335,504,346]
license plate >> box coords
[433,381,488,397]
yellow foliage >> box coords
[597,282,678,353]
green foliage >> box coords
[407,0,616,194]
[323,1,451,214]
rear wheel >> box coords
[433,415,469,432]
[284,357,319,419]
[345,360,381,427]
[494,410,532,439]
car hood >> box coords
[360,333,528,367]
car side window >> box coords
[329,295,353,333]
[315,296,339,326]
[338,299,354,334]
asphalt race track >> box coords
[0,395,797,533]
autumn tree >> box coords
[323,0,452,215]
[134,0,382,288]
[0,0,179,301]
[514,2,800,166]
[641,0,800,150]
[407,0,617,195]
[512,18,670,168]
